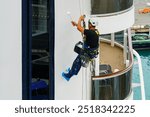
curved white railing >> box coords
[133,49,145,100]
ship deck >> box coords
[99,41,126,72]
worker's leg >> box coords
[62,55,81,80]
[69,55,82,75]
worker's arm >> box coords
[71,15,85,33]
[77,15,85,33]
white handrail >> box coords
[133,49,145,100]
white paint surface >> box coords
[0,0,22,99]
[55,0,91,100]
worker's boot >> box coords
[62,68,72,81]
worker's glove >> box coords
[71,21,77,26]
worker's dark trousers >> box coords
[66,55,82,78]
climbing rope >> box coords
[79,0,86,99]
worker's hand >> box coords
[71,21,77,26]
[79,15,85,21]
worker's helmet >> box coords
[88,19,98,27]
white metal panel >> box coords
[55,0,84,100]
[55,0,91,100]
[91,7,135,34]
[0,0,22,99]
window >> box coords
[22,0,54,100]
[91,0,133,15]
[31,0,51,100]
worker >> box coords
[62,15,99,81]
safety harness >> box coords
[74,29,99,67]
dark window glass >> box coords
[32,0,50,100]
[32,0,49,34]
[91,0,133,14]
[92,69,132,100]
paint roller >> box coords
[67,11,73,21]
[67,11,86,21]
[67,11,86,28]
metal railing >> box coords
[133,49,145,100]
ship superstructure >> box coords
[0,0,135,100]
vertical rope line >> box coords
[82,69,84,99]
[85,69,87,99]
[79,0,84,99]
[79,0,82,15]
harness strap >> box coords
[94,29,100,36]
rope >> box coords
[79,0,82,15]
[79,0,85,99]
